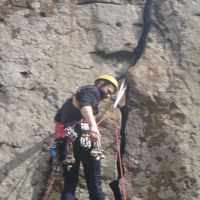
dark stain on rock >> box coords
[0,17,6,24]
[40,12,47,17]
[156,156,163,162]
[20,71,31,77]
[139,136,146,143]
[11,27,21,39]
[193,13,200,17]
[116,22,122,27]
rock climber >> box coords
[54,74,119,200]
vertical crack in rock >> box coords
[109,0,153,199]
[128,0,153,67]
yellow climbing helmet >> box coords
[95,74,119,92]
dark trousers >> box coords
[61,140,104,200]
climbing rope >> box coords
[43,164,62,200]
[113,109,127,200]
[43,176,56,200]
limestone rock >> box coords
[124,0,200,199]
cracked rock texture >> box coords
[0,0,199,200]
[125,0,200,199]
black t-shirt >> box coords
[54,85,104,126]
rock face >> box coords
[0,0,199,200]
[125,0,200,199]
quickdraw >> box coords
[90,141,105,160]
[65,126,78,142]
[62,126,77,170]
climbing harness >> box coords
[72,95,80,109]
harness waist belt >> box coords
[72,95,80,109]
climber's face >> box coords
[100,83,116,98]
